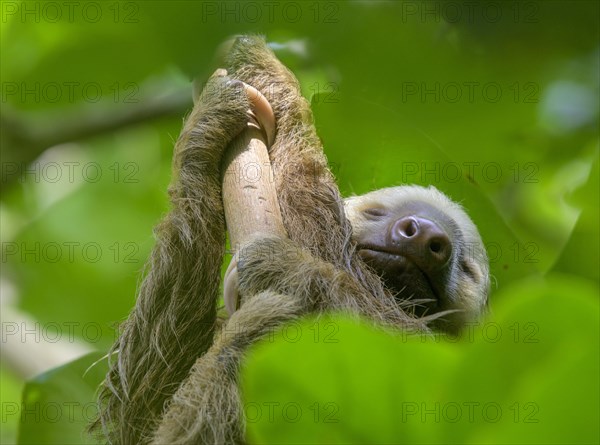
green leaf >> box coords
[552,155,599,283]
[17,352,107,445]
[242,274,599,444]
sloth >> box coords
[92,36,489,444]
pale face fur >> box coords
[345,185,489,333]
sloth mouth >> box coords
[357,246,442,307]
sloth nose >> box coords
[390,216,452,271]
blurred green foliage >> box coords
[17,353,106,445]
[1,1,597,444]
[244,274,599,444]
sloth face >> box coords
[345,185,490,332]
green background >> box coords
[1,1,598,443]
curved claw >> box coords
[223,254,240,316]
[241,83,276,147]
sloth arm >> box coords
[95,71,252,444]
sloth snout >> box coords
[390,216,452,272]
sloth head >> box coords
[345,185,490,333]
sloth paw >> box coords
[224,235,292,316]
[224,235,315,316]
[200,69,276,147]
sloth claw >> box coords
[223,254,240,316]
[240,83,276,147]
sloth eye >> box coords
[363,207,388,219]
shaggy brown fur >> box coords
[92,36,487,444]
